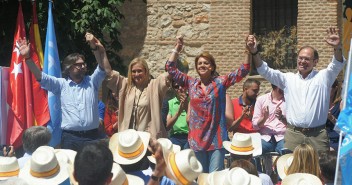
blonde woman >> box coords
[105,58,169,138]
[287,143,321,178]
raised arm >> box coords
[85,32,112,76]
[325,27,343,62]
[246,35,263,68]
[168,35,183,63]
[165,36,191,88]
[18,37,42,81]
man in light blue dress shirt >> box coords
[246,27,345,153]
[18,33,112,151]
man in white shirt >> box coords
[246,27,345,153]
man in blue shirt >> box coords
[18,33,112,151]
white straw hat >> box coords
[276,154,294,179]
[223,133,255,155]
[0,157,20,180]
[110,163,144,185]
[164,149,203,185]
[223,167,262,185]
[109,129,150,165]
[147,138,181,164]
[282,173,322,185]
[19,146,69,185]
[198,168,261,185]
[54,149,77,165]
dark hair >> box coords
[62,53,85,78]
[230,159,259,176]
[195,51,216,76]
[119,154,150,173]
[319,151,337,182]
[243,79,261,91]
[22,126,51,154]
[74,143,113,185]
[230,153,253,161]
[298,46,319,60]
[271,84,278,90]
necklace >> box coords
[129,87,145,129]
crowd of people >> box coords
[0,27,346,185]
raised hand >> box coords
[275,106,283,119]
[246,35,258,53]
[325,27,341,48]
[242,105,252,119]
[262,106,269,121]
[18,37,30,59]
[175,35,184,53]
[85,32,105,53]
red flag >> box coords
[29,1,50,126]
[7,2,27,147]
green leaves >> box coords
[36,0,127,74]
[257,26,297,70]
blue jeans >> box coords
[169,134,189,150]
[261,136,285,155]
[194,148,226,173]
[61,130,106,151]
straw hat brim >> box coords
[282,173,323,185]
[148,144,181,164]
[19,159,69,185]
[126,174,144,185]
[109,131,150,165]
[276,154,293,179]
[164,150,202,185]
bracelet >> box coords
[171,49,179,54]
[250,50,259,56]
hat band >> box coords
[0,169,19,177]
[169,152,189,185]
[123,178,128,185]
[118,143,144,159]
[230,144,254,152]
[284,166,288,175]
[30,164,60,178]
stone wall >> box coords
[117,0,342,98]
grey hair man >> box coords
[18,126,51,168]
[246,27,345,153]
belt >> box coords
[287,124,325,133]
[63,128,98,136]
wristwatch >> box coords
[151,175,162,182]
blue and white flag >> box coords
[44,1,62,147]
[336,37,352,185]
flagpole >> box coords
[334,37,352,185]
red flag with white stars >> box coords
[6,3,27,147]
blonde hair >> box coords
[127,57,151,90]
[287,143,321,178]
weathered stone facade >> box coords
[117,0,342,98]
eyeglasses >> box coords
[72,63,87,69]
[173,85,180,89]
[297,56,315,62]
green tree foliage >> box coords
[257,26,297,70]
[0,0,127,75]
